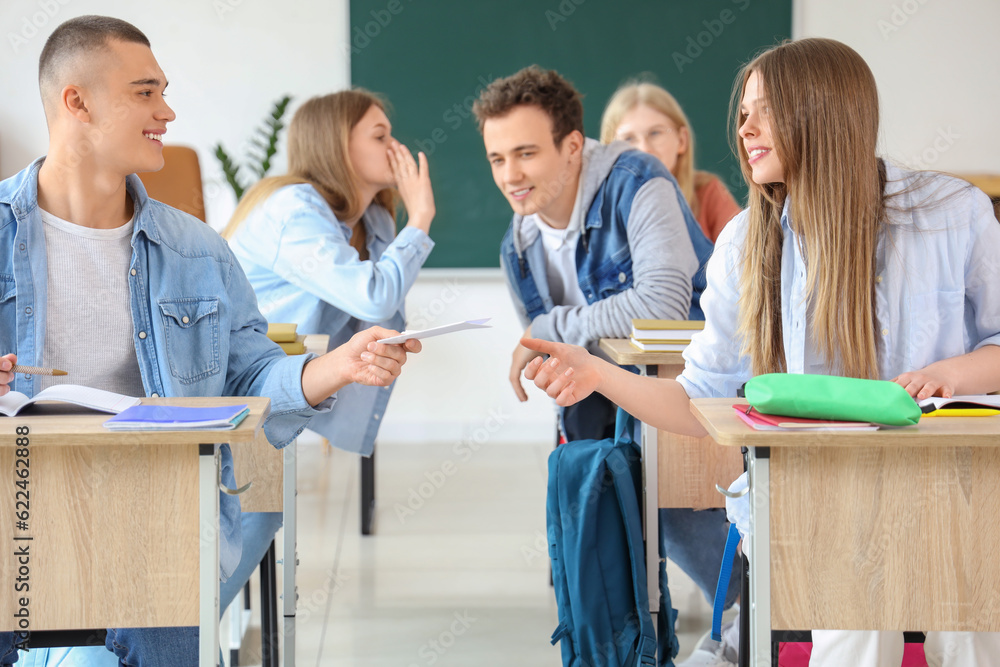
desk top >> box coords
[0,396,270,446]
[599,338,685,366]
[691,397,1000,448]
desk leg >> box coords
[199,444,221,667]
[747,447,772,667]
[282,443,297,667]
[638,364,660,614]
[360,447,376,535]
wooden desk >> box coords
[0,397,270,667]
[690,398,1000,666]
[599,339,744,612]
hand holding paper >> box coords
[377,318,492,345]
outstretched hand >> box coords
[302,326,421,406]
[340,326,422,388]
[520,338,602,407]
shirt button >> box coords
[24,307,32,316]
[875,275,883,283]
[373,413,381,420]
[182,316,190,324]
[19,243,25,251]
[618,272,627,283]
[130,269,137,276]
[138,331,147,339]
[881,328,889,336]
[151,392,159,398]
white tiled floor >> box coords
[236,430,721,666]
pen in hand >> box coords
[10,365,68,377]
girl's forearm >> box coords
[597,362,708,437]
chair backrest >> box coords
[137,145,206,222]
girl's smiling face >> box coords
[739,71,784,185]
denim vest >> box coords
[500,150,712,322]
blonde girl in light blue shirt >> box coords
[519,38,1000,667]
[224,90,435,456]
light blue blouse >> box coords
[228,184,434,454]
[678,163,1000,398]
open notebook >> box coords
[0,384,140,417]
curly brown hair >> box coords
[473,66,584,146]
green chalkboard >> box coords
[350,0,792,267]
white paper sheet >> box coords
[378,318,492,344]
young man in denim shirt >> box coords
[0,15,417,666]
[473,66,737,658]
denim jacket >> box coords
[501,141,713,355]
[0,158,332,577]
[228,184,433,456]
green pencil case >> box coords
[743,373,922,426]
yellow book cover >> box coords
[631,319,704,342]
[278,335,306,355]
[267,322,298,343]
[631,319,705,330]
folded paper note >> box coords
[377,318,492,344]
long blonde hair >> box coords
[600,81,706,217]
[732,38,885,379]
[222,90,396,259]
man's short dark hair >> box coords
[39,15,150,104]
[473,66,584,146]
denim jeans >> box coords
[660,507,741,608]
[0,628,195,667]
[0,511,282,666]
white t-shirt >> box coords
[525,181,588,308]
[38,208,145,396]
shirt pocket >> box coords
[158,297,221,384]
[906,289,965,370]
[0,277,16,339]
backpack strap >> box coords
[609,408,657,666]
[711,523,742,641]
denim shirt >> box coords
[678,164,1000,399]
[228,184,433,455]
[0,158,333,578]
[501,145,714,355]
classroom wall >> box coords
[1,0,997,445]
[794,0,1000,173]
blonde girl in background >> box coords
[601,81,741,242]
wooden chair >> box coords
[137,145,206,222]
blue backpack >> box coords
[547,409,668,666]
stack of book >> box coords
[629,319,704,352]
[267,323,306,355]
